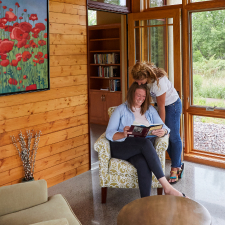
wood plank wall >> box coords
[0,0,89,188]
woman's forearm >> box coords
[158,106,166,123]
[113,132,125,141]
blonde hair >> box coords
[131,62,167,86]
[127,82,151,115]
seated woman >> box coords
[106,82,186,198]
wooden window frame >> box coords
[182,0,225,168]
[87,0,131,14]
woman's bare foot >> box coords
[164,186,189,198]
[158,177,189,198]
[164,186,183,197]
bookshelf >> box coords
[88,23,122,125]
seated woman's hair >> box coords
[127,82,151,115]
[131,62,167,86]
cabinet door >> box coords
[105,92,122,122]
[90,91,106,125]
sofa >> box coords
[0,180,82,225]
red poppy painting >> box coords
[0,0,49,96]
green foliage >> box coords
[192,10,225,60]
[193,57,225,78]
[199,84,225,99]
[193,50,204,63]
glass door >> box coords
[128,8,182,159]
[128,8,182,96]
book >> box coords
[127,124,163,138]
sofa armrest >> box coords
[94,132,111,186]
[29,218,69,225]
[0,179,48,217]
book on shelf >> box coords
[94,53,120,64]
[127,124,163,138]
[98,66,119,78]
[109,79,120,92]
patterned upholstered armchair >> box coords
[94,107,169,203]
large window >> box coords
[191,10,225,110]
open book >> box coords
[127,124,163,138]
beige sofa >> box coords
[0,180,82,225]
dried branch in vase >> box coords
[11,130,41,181]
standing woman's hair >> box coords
[127,82,151,115]
[131,62,167,86]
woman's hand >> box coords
[123,126,132,137]
[152,129,167,137]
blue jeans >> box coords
[165,98,182,168]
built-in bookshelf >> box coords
[88,23,122,125]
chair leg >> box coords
[157,188,163,195]
[101,187,107,204]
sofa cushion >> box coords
[30,218,69,225]
[0,194,81,225]
[0,179,48,217]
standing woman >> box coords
[131,62,184,184]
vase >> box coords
[21,177,35,183]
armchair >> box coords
[94,107,169,203]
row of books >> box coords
[94,53,120,64]
[109,79,120,92]
[98,66,119,78]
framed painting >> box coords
[0,0,49,96]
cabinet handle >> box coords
[103,95,105,101]
[101,95,103,101]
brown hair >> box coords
[131,62,167,86]
[127,82,151,115]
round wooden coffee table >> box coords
[117,195,211,225]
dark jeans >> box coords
[165,98,182,168]
[110,137,164,198]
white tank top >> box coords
[132,107,150,127]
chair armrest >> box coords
[0,179,48,217]
[29,218,69,225]
[94,132,111,186]
[154,135,169,153]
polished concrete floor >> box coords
[48,160,225,225]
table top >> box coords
[117,195,211,225]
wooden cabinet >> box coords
[88,23,122,125]
[90,90,121,125]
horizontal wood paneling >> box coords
[49,23,86,35]
[0,85,87,108]
[0,96,87,133]
[0,0,88,187]
[51,75,87,88]
[50,45,87,55]
[50,0,86,6]
[49,1,85,14]
[50,55,87,66]
[46,163,89,188]
[0,95,87,121]
[50,34,86,45]
[50,65,87,77]
[0,105,87,147]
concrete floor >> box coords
[48,160,225,225]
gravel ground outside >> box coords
[194,122,225,154]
